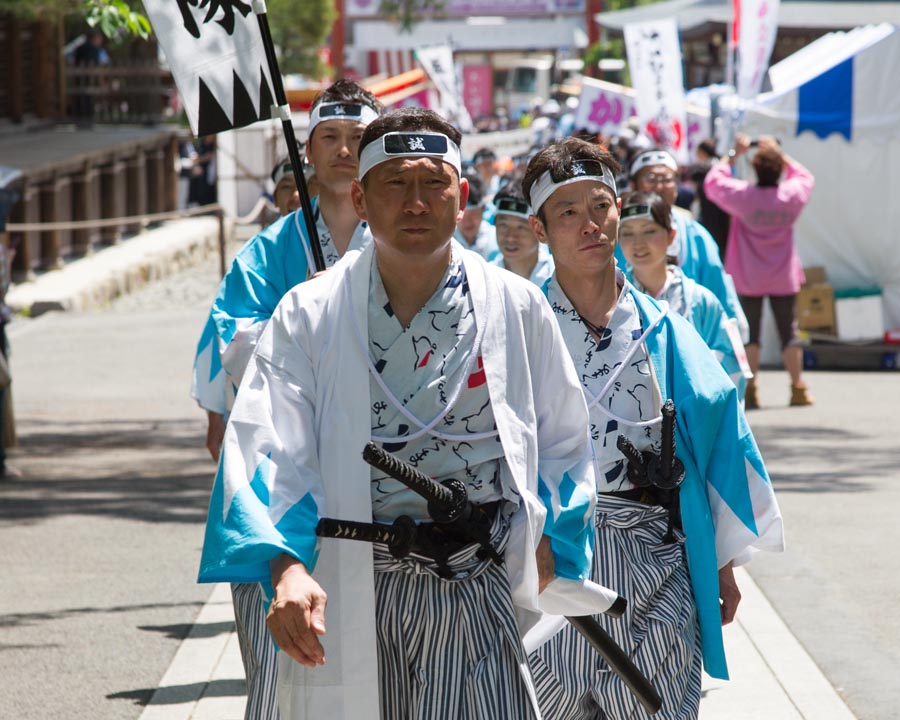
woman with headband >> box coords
[523,137,783,720]
[190,78,383,720]
[619,191,752,402]
[491,179,554,286]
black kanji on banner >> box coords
[176,0,252,39]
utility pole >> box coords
[331,0,346,78]
[585,0,604,78]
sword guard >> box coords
[428,477,468,524]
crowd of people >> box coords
[189,77,810,720]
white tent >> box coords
[740,23,900,332]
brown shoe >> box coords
[744,381,759,410]
[789,384,814,407]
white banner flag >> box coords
[624,18,689,163]
[574,77,708,154]
[143,0,276,136]
[415,44,473,132]
[735,0,780,99]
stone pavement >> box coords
[136,566,858,720]
[6,225,860,720]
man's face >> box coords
[306,120,366,192]
[273,176,300,216]
[458,204,485,243]
[475,158,495,181]
[496,214,539,263]
[530,181,619,275]
[351,155,468,259]
[634,164,678,205]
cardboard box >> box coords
[835,292,884,341]
[797,266,836,334]
[803,266,828,286]
[797,285,836,333]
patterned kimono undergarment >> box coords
[361,251,538,719]
[531,272,702,720]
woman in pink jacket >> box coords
[704,134,815,409]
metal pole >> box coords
[217,207,227,279]
[253,3,327,273]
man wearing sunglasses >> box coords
[523,137,784,720]
[190,78,383,720]
[197,107,604,719]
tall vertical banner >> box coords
[624,18,689,163]
[734,0,781,99]
[143,0,276,136]
[415,44,474,132]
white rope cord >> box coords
[582,302,669,429]
[349,254,499,444]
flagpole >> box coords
[252,0,326,273]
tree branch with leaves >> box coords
[0,0,150,39]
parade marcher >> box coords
[453,170,500,261]
[473,146,502,200]
[704,134,815,409]
[619,148,749,343]
[269,156,301,217]
[618,191,752,400]
[523,138,784,719]
[491,179,554,286]
[190,78,383,720]
[198,108,601,719]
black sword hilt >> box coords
[363,442,468,523]
[316,516,417,560]
[659,399,677,485]
[616,435,653,488]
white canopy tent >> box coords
[740,23,900,333]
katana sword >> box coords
[316,443,663,715]
[566,615,663,715]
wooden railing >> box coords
[66,61,173,125]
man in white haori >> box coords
[190,79,383,720]
[523,138,784,720]
[199,109,602,719]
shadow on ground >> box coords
[752,423,893,493]
[0,599,207,629]
[0,417,215,525]
[108,679,246,707]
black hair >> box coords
[494,177,527,205]
[462,169,485,207]
[473,147,497,164]
[620,191,673,233]
[308,78,384,141]
[359,107,463,159]
[522,137,620,222]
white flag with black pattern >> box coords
[143,0,276,136]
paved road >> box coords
[743,375,900,720]
[1,244,898,718]
[1,258,223,719]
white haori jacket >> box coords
[199,240,598,718]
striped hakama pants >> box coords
[231,582,281,720]
[373,512,540,720]
[530,495,702,720]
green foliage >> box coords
[377,0,445,31]
[83,0,150,40]
[0,0,150,40]
[267,0,335,79]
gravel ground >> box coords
[93,225,258,315]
